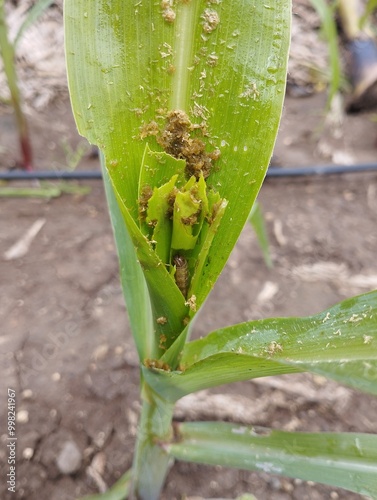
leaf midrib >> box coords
[170,2,197,110]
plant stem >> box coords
[131,381,174,500]
[0,0,33,170]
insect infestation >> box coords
[173,254,189,298]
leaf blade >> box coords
[111,177,189,356]
[167,422,377,498]
[143,291,377,400]
[102,156,155,359]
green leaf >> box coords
[187,194,228,301]
[104,154,188,358]
[102,156,155,359]
[143,351,301,402]
[248,201,272,268]
[79,468,131,500]
[14,0,55,48]
[146,174,178,264]
[143,291,377,401]
[167,422,377,498]
[138,145,186,243]
[65,0,291,316]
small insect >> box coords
[173,254,189,298]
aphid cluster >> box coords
[138,185,153,222]
[144,358,171,371]
[138,109,223,302]
[166,186,179,219]
[157,110,220,179]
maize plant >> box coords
[64,1,377,499]
[0,0,55,169]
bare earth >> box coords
[0,87,377,500]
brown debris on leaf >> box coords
[166,186,179,219]
[157,110,220,179]
[140,121,160,140]
[138,185,153,222]
[161,0,176,23]
[144,358,171,371]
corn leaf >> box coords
[112,179,189,356]
[65,0,291,339]
[143,291,377,401]
[167,422,377,498]
[102,158,155,359]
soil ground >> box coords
[1,90,377,500]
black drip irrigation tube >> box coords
[0,163,377,181]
